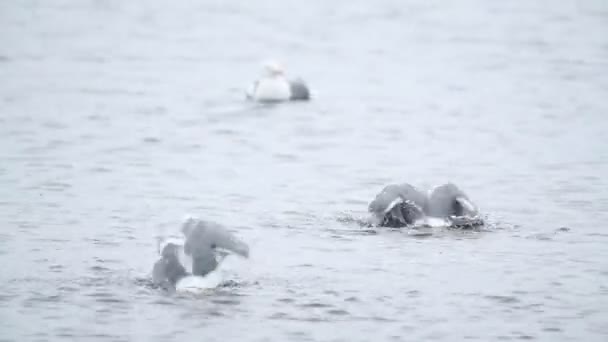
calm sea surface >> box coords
[1,0,608,341]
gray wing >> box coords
[289,78,310,101]
[164,258,188,284]
[203,222,250,258]
[182,219,249,259]
[426,183,479,218]
[368,183,426,215]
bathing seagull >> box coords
[368,183,427,227]
[424,183,484,227]
[181,217,250,277]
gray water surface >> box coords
[1,0,608,341]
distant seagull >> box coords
[246,61,310,103]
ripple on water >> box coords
[41,120,68,130]
[142,136,161,144]
[210,298,241,305]
[207,309,225,317]
[23,292,63,306]
[89,166,112,173]
[84,333,128,342]
[298,302,333,308]
[85,291,127,304]
[286,331,310,339]
[269,312,289,320]
[136,105,167,116]
[211,127,238,136]
[484,295,521,304]
[39,181,72,192]
[326,309,350,316]
[49,264,63,272]
[365,316,399,323]
[83,238,120,247]
[89,265,111,273]
[277,298,295,303]
[151,298,177,306]
[273,153,299,162]
[0,293,17,303]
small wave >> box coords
[298,302,333,308]
[327,309,350,316]
[485,295,520,304]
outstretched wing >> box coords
[182,218,249,258]
[204,222,250,258]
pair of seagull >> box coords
[152,183,482,289]
[368,182,483,228]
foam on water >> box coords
[175,272,223,293]
[418,216,451,228]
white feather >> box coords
[251,77,291,102]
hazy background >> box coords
[1,0,607,341]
